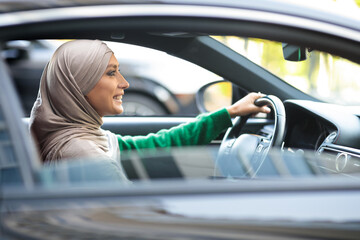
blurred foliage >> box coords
[213,36,360,106]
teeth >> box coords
[113,95,122,100]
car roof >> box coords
[1,0,359,24]
[0,0,359,64]
[0,0,359,44]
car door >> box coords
[1,2,360,240]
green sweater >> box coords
[117,108,233,151]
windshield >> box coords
[214,36,360,106]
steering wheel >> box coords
[216,95,286,178]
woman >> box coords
[29,40,270,173]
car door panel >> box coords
[102,117,273,140]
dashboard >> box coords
[283,100,360,176]
[284,101,336,150]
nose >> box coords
[117,72,129,89]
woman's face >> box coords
[86,54,129,117]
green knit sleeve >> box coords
[117,108,233,151]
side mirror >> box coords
[196,81,232,113]
[282,43,310,61]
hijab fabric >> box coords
[29,40,117,163]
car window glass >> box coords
[104,41,219,116]
[4,39,219,117]
[36,147,360,187]
[214,36,360,106]
[0,106,22,185]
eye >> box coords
[106,66,121,77]
[107,70,116,77]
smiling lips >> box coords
[113,94,123,103]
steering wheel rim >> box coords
[216,95,286,178]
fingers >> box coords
[261,105,271,114]
[251,92,271,114]
[255,92,271,114]
[226,92,271,117]
[257,92,266,98]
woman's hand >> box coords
[226,92,271,118]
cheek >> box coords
[97,81,116,98]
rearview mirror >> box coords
[282,43,310,61]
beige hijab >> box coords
[29,40,118,163]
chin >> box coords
[103,107,123,117]
[114,106,124,115]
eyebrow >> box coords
[107,64,118,69]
